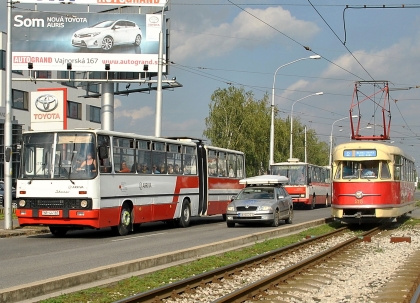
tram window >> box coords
[380,162,391,179]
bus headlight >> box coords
[18,200,26,207]
[300,194,305,198]
[80,200,88,208]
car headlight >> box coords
[258,206,272,211]
[90,32,101,37]
[18,199,26,207]
[227,206,235,211]
[80,200,88,208]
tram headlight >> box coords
[300,194,305,198]
[18,199,26,207]
[80,200,88,208]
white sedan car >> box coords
[72,20,142,51]
[226,175,293,228]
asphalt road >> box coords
[0,207,331,290]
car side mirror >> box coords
[230,195,236,202]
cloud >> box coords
[114,106,154,122]
[171,6,320,61]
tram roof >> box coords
[239,175,289,185]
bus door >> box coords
[196,142,208,215]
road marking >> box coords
[111,232,167,242]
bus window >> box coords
[113,137,135,174]
[136,140,151,174]
[218,152,227,177]
[228,153,236,178]
[98,135,111,173]
[208,150,217,176]
[236,154,244,178]
[183,146,196,175]
[152,141,166,174]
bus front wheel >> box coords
[116,204,132,236]
[179,200,191,228]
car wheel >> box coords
[285,208,293,224]
[49,226,68,237]
[134,34,141,46]
[116,204,132,236]
[101,36,114,50]
[227,222,235,228]
[178,200,191,228]
[272,209,280,227]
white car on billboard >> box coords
[72,20,142,51]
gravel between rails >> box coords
[163,224,420,303]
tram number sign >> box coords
[354,199,363,204]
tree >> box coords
[204,86,329,176]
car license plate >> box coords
[41,210,60,216]
[238,213,254,217]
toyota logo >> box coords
[35,94,58,112]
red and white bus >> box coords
[15,129,245,236]
[270,159,331,209]
[331,141,416,223]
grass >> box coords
[39,222,344,303]
[0,212,17,221]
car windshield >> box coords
[91,21,115,28]
[237,187,274,200]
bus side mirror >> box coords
[98,146,108,160]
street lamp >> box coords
[289,92,323,159]
[329,115,358,166]
[269,55,321,167]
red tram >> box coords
[331,141,416,223]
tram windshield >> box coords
[334,160,390,180]
[20,132,97,180]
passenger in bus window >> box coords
[152,165,160,174]
[168,164,174,174]
[160,164,166,174]
[78,152,96,173]
[174,164,181,174]
[118,161,131,173]
[228,164,235,177]
[139,163,150,174]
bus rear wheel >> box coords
[116,204,132,236]
[178,200,191,228]
[49,226,68,237]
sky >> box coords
[2,0,420,164]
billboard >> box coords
[15,0,167,7]
[12,12,165,72]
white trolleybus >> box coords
[15,129,245,236]
[270,159,331,209]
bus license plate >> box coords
[41,210,60,216]
[238,213,254,217]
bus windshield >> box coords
[271,165,306,185]
[20,132,97,180]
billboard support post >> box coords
[155,4,166,138]
[4,0,13,229]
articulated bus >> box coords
[270,159,331,209]
[15,129,245,236]
[331,141,416,223]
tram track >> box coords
[113,226,356,303]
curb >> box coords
[0,217,332,303]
